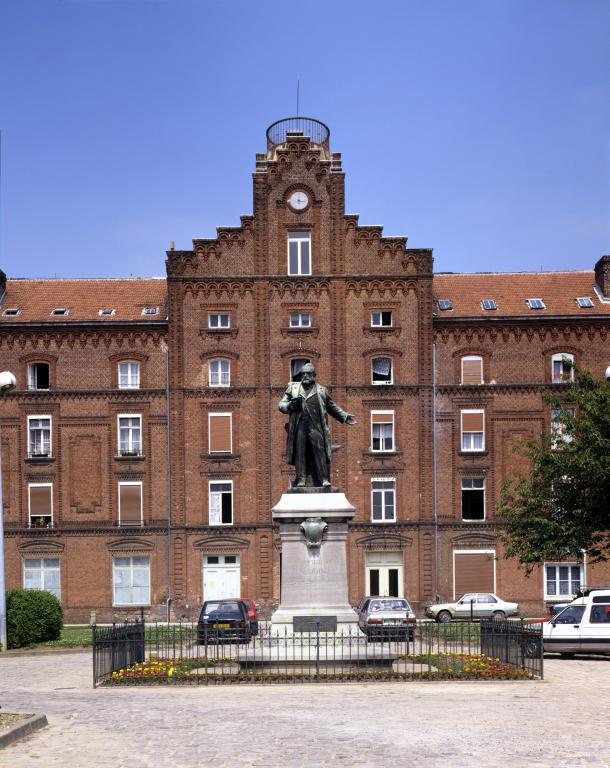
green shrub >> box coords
[6,589,63,649]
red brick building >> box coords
[1,117,609,621]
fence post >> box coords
[92,620,97,688]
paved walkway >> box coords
[0,651,608,767]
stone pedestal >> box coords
[271,491,358,627]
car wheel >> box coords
[523,639,541,659]
[560,652,575,659]
[492,611,506,620]
[437,610,452,623]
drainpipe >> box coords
[432,343,440,602]
[163,338,173,620]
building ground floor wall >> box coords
[4,523,610,622]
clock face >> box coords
[288,190,309,211]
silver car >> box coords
[425,593,519,622]
[357,597,416,641]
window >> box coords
[118,482,143,526]
[371,411,394,452]
[551,407,574,447]
[371,310,393,328]
[28,416,51,457]
[287,230,311,275]
[118,415,142,455]
[208,312,230,329]
[99,308,116,316]
[551,353,574,383]
[371,478,396,522]
[209,358,230,387]
[461,356,483,385]
[113,556,150,606]
[544,563,582,599]
[462,478,485,520]
[3,308,20,316]
[437,299,453,311]
[209,481,233,525]
[27,362,50,390]
[142,307,158,315]
[50,308,69,316]
[208,413,232,453]
[527,298,546,310]
[118,361,140,389]
[289,312,311,328]
[481,299,497,311]
[371,357,393,385]
[576,297,594,308]
[23,558,60,598]
[590,599,610,624]
[28,483,53,527]
[290,358,311,382]
[461,410,484,452]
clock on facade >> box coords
[287,190,309,211]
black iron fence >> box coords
[92,618,543,687]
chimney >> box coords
[0,269,6,296]
[594,255,610,298]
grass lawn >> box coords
[37,626,93,648]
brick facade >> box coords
[2,119,609,621]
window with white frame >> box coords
[28,483,53,527]
[551,407,575,448]
[371,310,393,328]
[27,362,50,390]
[208,312,230,329]
[209,481,233,525]
[544,563,582,599]
[208,413,232,454]
[371,411,395,452]
[118,414,142,455]
[461,356,483,385]
[209,358,230,387]
[290,358,311,382]
[461,410,485,452]
[118,360,140,389]
[287,230,311,276]
[371,357,393,385]
[371,478,396,522]
[118,482,143,526]
[289,312,311,328]
[461,478,485,520]
[28,416,51,457]
[551,353,575,383]
[113,556,150,606]
[23,558,60,598]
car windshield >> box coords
[370,599,410,612]
[202,602,243,619]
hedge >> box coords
[5,589,63,649]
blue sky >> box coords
[1,0,609,278]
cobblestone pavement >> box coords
[0,652,608,767]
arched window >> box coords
[209,359,230,387]
[551,353,574,383]
[290,358,311,382]
[118,360,140,389]
[371,357,393,385]
[27,362,50,390]
[461,355,483,385]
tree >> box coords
[500,366,610,569]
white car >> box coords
[543,588,610,657]
[425,593,519,622]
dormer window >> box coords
[3,308,20,316]
[527,298,546,310]
[437,299,453,311]
[142,307,158,316]
[576,297,594,308]
[51,308,69,316]
[481,300,497,311]
[371,311,393,328]
[99,309,116,316]
[287,231,311,276]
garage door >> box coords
[454,550,495,598]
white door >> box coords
[365,552,403,597]
[203,554,240,600]
[544,604,585,654]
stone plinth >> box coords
[271,491,359,628]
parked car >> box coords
[541,589,610,657]
[425,593,519,622]
[357,596,416,641]
[239,597,259,636]
[197,599,251,644]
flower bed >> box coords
[408,652,531,679]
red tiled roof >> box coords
[0,278,168,323]
[433,271,609,318]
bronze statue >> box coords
[279,363,356,488]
